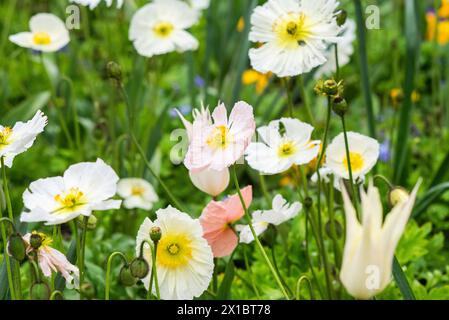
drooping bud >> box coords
[119,265,137,287]
[30,232,43,250]
[30,282,51,300]
[7,233,27,261]
[150,226,162,243]
[80,282,96,299]
[332,95,348,116]
[106,61,122,81]
[129,257,150,279]
[325,220,343,239]
[336,9,348,26]
[189,168,230,197]
[304,197,313,209]
[389,187,409,207]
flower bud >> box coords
[314,79,343,97]
[325,220,342,239]
[8,233,26,261]
[30,282,51,300]
[30,232,43,250]
[332,95,348,116]
[80,282,96,299]
[77,215,97,230]
[130,257,150,279]
[106,61,122,81]
[389,187,409,207]
[336,9,348,27]
[304,197,313,209]
[189,168,230,197]
[150,226,162,243]
[119,265,137,287]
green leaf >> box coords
[412,182,449,218]
[393,256,415,300]
[3,91,50,125]
[393,0,420,184]
[217,259,235,300]
[430,150,449,187]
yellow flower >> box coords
[439,0,449,18]
[242,69,271,94]
[237,17,245,32]
[426,11,449,45]
[390,88,420,107]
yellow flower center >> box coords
[131,186,145,196]
[153,22,174,38]
[277,141,297,158]
[0,127,13,149]
[207,125,231,149]
[157,233,193,269]
[33,32,52,45]
[274,13,310,48]
[342,152,364,173]
[53,187,87,214]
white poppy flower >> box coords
[136,206,214,300]
[0,110,47,168]
[117,178,158,210]
[248,0,341,77]
[314,19,356,78]
[129,0,199,58]
[245,118,320,175]
[69,0,124,10]
[340,179,421,299]
[186,0,210,11]
[236,194,301,244]
[325,132,379,180]
[9,13,70,52]
[21,159,121,225]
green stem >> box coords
[242,246,260,298]
[340,116,360,215]
[231,166,290,300]
[298,76,315,126]
[327,176,342,268]
[259,174,271,205]
[50,290,64,300]
[296,275,314,300]
[78,216,88,300]
[0,221,15,300]
[71,220,81,299]
[212,258,218,294]
[283,78,294,117]
[105,251,128,300]
[334,44,340,80]
[271,246,294,298]
[151,241,160,300]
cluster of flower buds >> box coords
[119,226,161,287]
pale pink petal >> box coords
[223,186,252,222]
[211,103,228,126]
[209,228,238,258]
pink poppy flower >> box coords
[184,101,255,172]
[23,232,79,289]
[200,186,252,257]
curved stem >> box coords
[231,166,290,300]
[105,251,128,300]
[271,246,294,298]
[296,275,314,300]
[50,290,64,300]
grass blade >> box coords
[393,256,415,300]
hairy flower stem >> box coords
[334,44,340,80]
[78,216,88,300]
[105,252,128,300]
[340,115,360,216]
[298,76,315,126]
[231,166,290,300]
[1,157,21,299]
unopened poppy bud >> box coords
[150,226,162,243]
[106,61,122,81]
[389,187,409,206]
[336,9,348,26]
[80,282,96,299]
[332,95,348,116]
[119,265,137,287]
[130,257,149,279]
[8,233,26,261]
[314,79,343,97]
[30,232,43,250]
[77,215,97,230]
[30,282,50,300]
[325,220,342,239]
